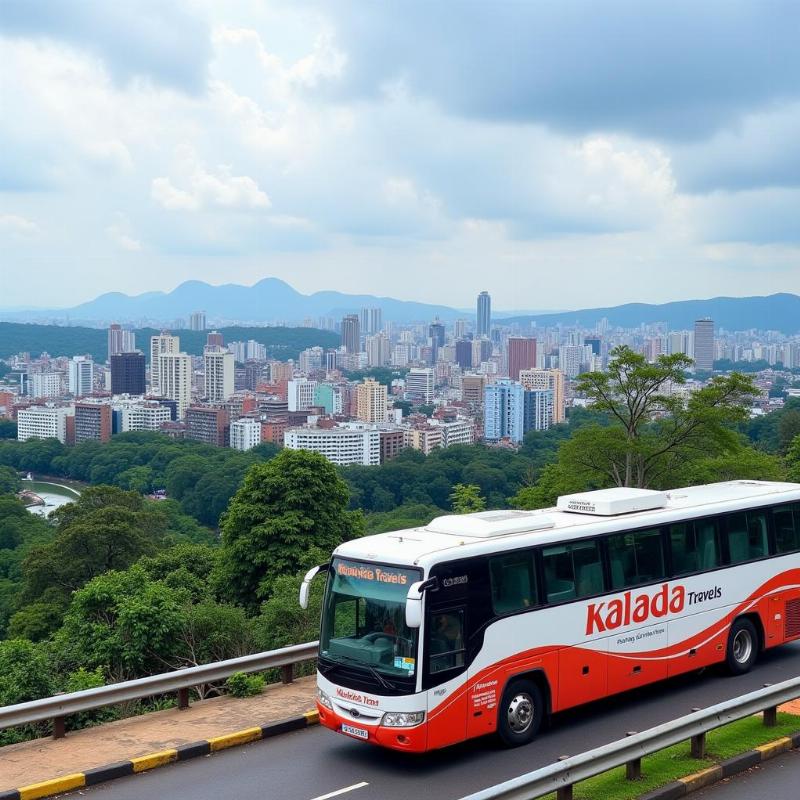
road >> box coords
[65,643,800,800]
[696,749,800,799]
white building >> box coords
[365,334,390,367]
[204,349,234,402]
[430,417,475,447]
[288,378,317,412]
[519,368,565,424]
[158,352,192,419]
[299,347,324,374]
[17,405,73,443]
[68,356,94,398]
[284,424,381,466]
[246,340,267,361]
[150,334,180,394]
[227,341,247,362]
[405,368,435,404]
[113,400,172,432]
[31,372,64,399]
[558,345,590,378]
[230,418,262,451]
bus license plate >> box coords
[341,723,369,740]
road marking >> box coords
[309,781,369,800]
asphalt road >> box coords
[696,749,800,799]
[65,642,800,800]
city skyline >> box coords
[2,3,800,310]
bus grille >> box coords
[785,598,800,640]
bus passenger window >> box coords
[608,528,665,589]
[746,511,769,558]
[429,611,465,674]
[490,552,536,615]
[773,505,800,554]
[542,540,602,603]
[670,520,719,575]
[725,512,768,563]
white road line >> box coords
[308,782,369,800]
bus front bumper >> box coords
[317,701,428,752]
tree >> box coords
[0,465,19,494]
[254,570,325,651]
[778,410,800,454]
[574,346,757,488]
[219,450,364,610]
[0,639,54,706]
[450,483,487,513]
[0,419,17,440]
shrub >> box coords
[225,671,265,698]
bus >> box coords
[299,480,800,752]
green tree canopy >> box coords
[450,483,487,513]
[0,465,19,494]
[220,449,364,610]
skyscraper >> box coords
[694,319,714,370]
[507,337,537,381]
[204,349,234,401]
[477,291,491,338]
[428,320,445,362]
[68,356,94,397]
[206,330,224,349]
[189,311,207,331]
[158,352,192,418]
[365,333,390,367]
[110,352,146,395]
[484,380,524,443]
[519,368,566,423]
[341,315,360,354]
[150,333,179,394]
[356,378,387,423]
[359,308,383,335]
[107,324,135,360]
[455,339,473,370]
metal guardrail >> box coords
[0,640,318,739]
[460,674,800,800]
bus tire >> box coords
[726,617,758,675]
[497,679,543,747]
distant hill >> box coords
[53,278,461,324]
[497,293,800,335]
[0,323,339,362]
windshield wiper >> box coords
[327,654,399,691]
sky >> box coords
[1,0,800,312]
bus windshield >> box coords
[320,558,421,678]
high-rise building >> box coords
[484,380,524,443]
[507,337,537,381]
[519,368,565,423]
[455,340,473,370]
[107,324,136,360]
[406,368,435,404]
[284,425,381,466]
[454,319,467,340]
[365,333,390,367]
[230,418,262,451]
[17,405,73,443]
[341,315,360,354]
[584,336,602,356]
[206,330,224,349]
[68,356,94,397]
[189,311,207,331]
[204,349,234,402]
[356,378,387,423]
[186,406,229,446]
[461,373,487,409]
[558,345,588,378]
[158,352,192,418]
[299,347,324,374]
[31,372,64,399]
[694,319,714,370]
[428,321,445,348]
[472,337,493,367]
[359,307,383,335]
[150,333,179,394]
[288,378,317,412]
[477,291,491,338]
[113,399,171,432]
[523,390,553,433]
[110,352,146,395]
[74,401,112,444]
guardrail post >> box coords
[556,756,572,800]
[177,687,190,710]
[690,709,706,758]
[762,684,777,726]
[53,715,65,739]
[281,664,294,684]
[625,732,641,780]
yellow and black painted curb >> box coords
[637,730,800,800]
[0,709,319,800]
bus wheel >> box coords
[497,679,543,747]
[726,618,758,675]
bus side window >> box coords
[746,511,769,558]
[725,512,768,563]
[542,540,602,603]
[429,611,466,674]
[489,552,536,615]
[608,528,665,589]
[670,519,719,576]
[773,504,800,554]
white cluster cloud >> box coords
[1,1,799,308]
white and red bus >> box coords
[299,480,800,752]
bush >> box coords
[225,671,265,698]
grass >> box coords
[541,712,799,800]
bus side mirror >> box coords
[299,563,328,609]
[405,581,425,629]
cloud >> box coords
[0,214,39,236]
[106,217,142,251]
[151,155,271,212]
[0,0,211,93]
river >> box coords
[23,480,81,516]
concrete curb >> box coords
[0,709,319,800]
[637,729,800,800]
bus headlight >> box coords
[381,711,425,727]
[317,689,333,710]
